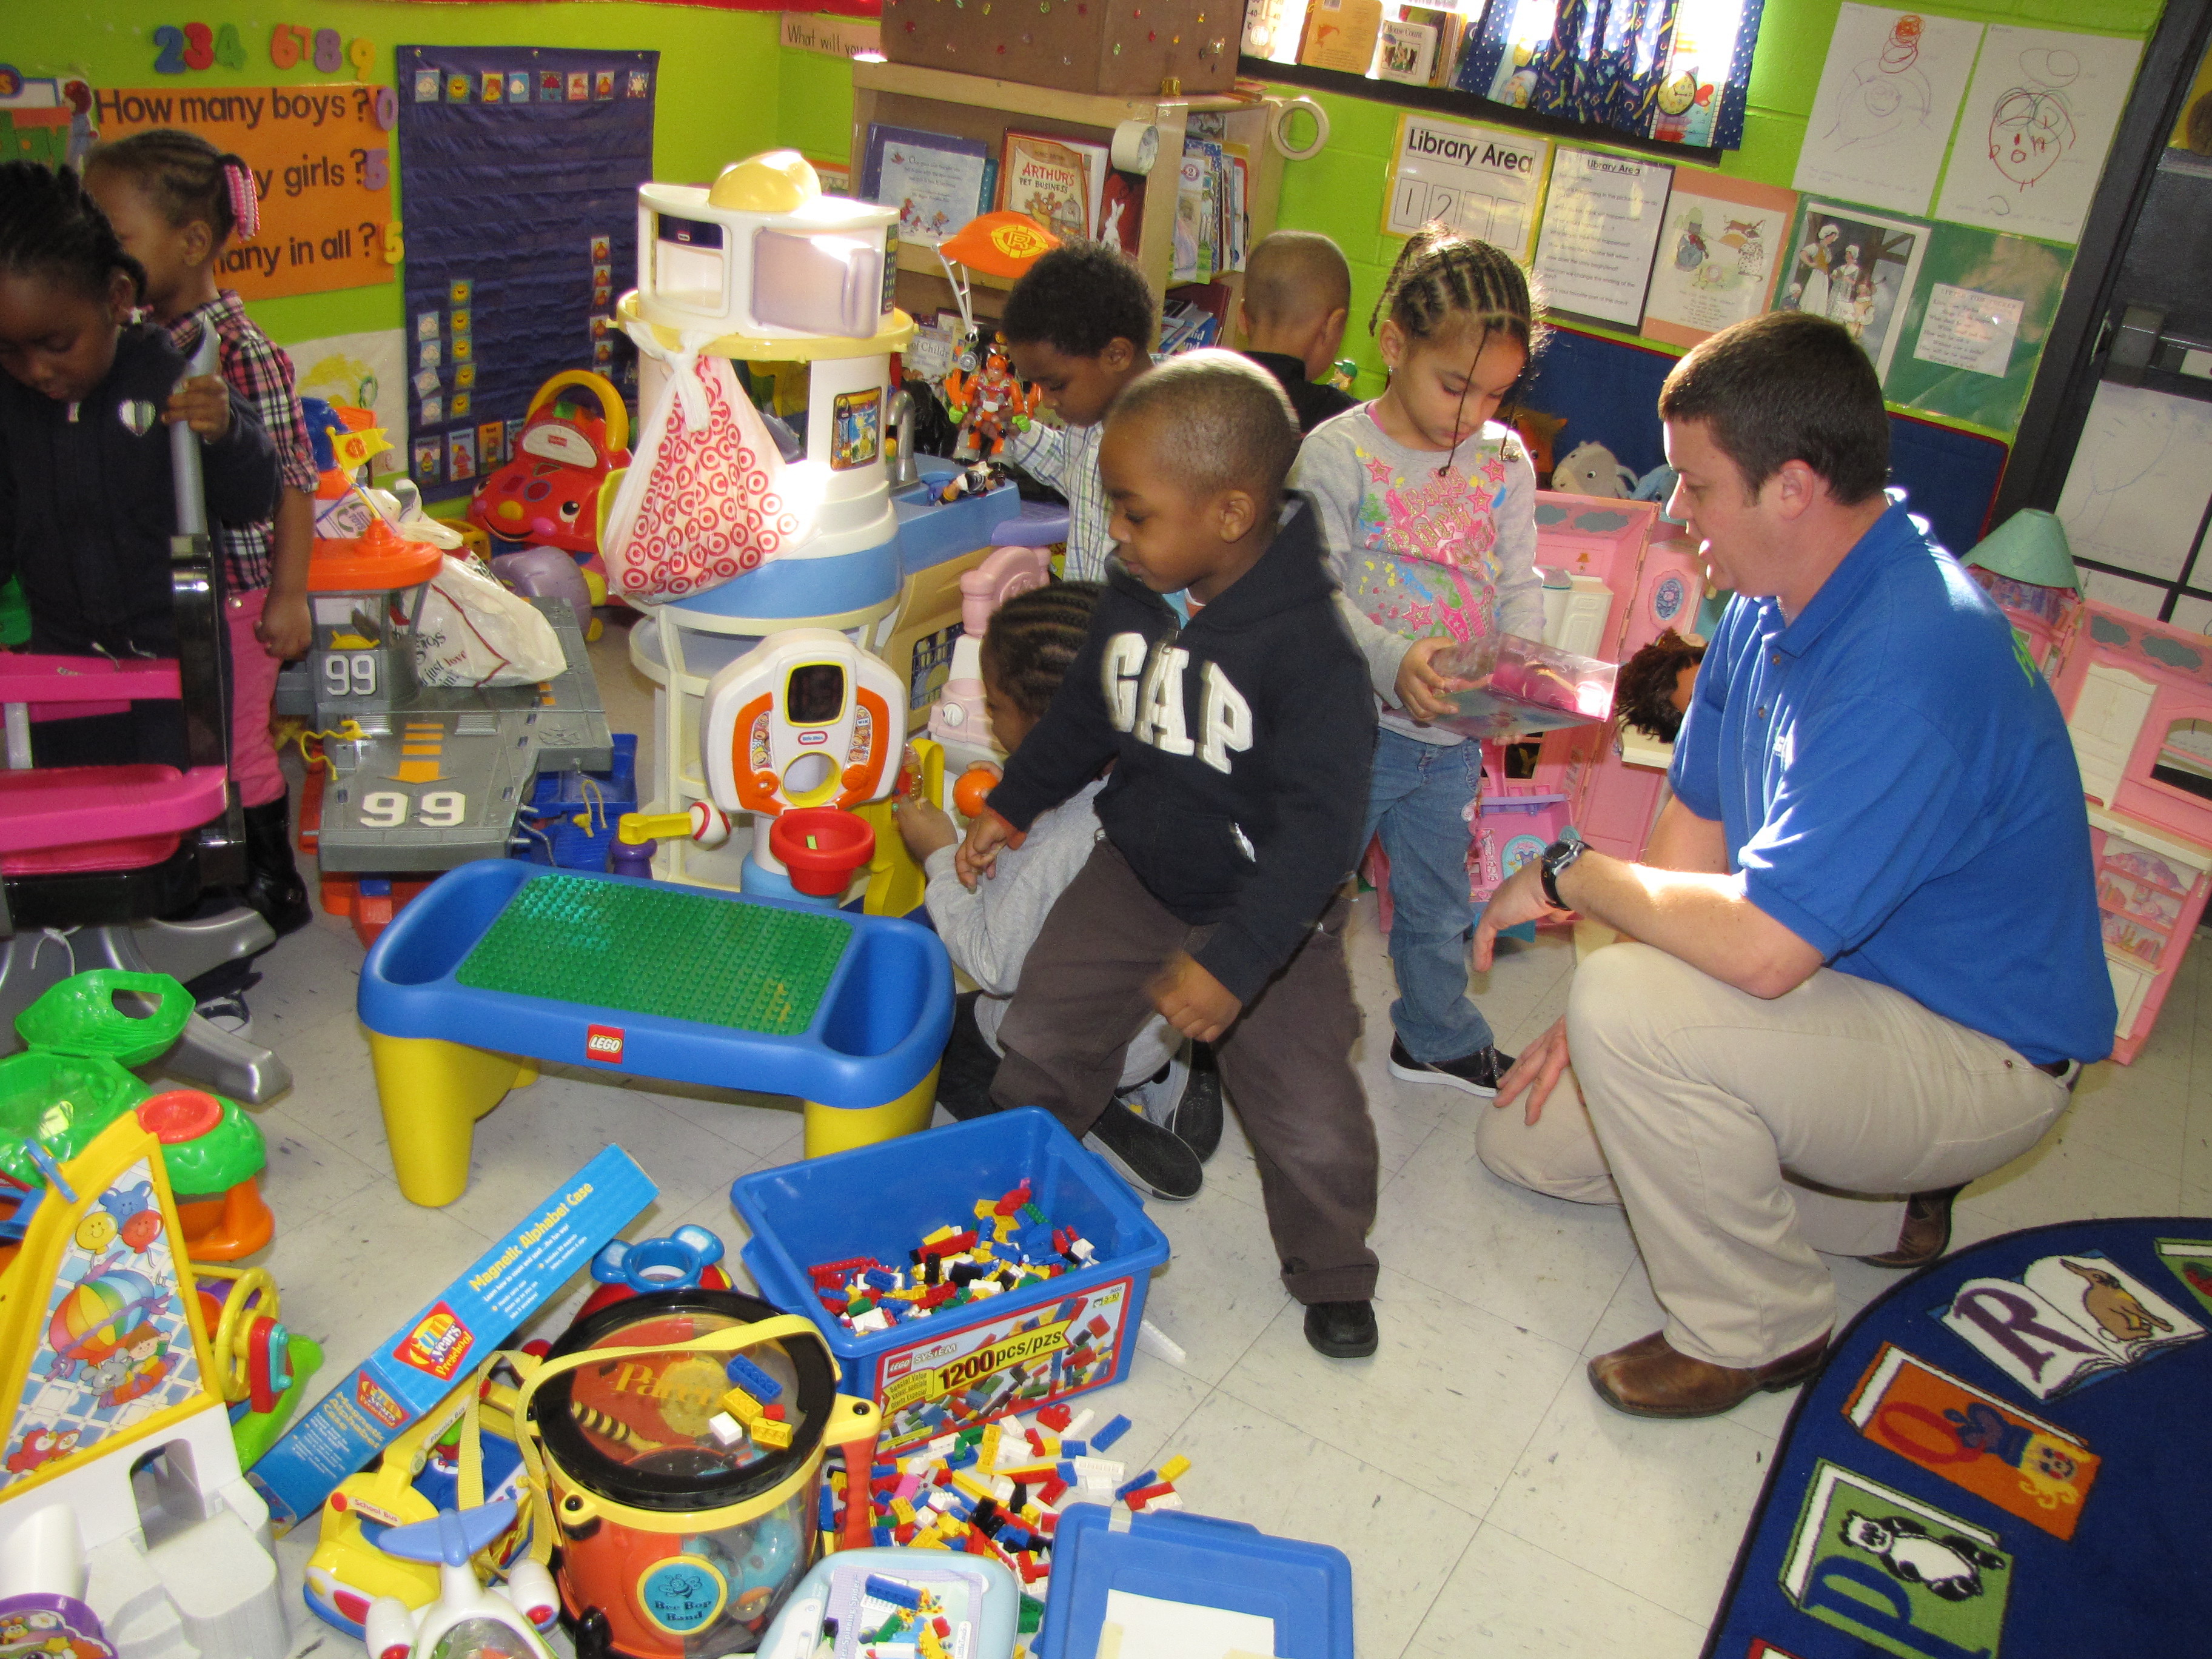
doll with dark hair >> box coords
[1616,629,1706,743]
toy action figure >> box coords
[942,336,1038,463]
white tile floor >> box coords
[223,615,2210,1657]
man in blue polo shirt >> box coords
[1470,311,2113,1419]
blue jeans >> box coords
[1363,727,1496,1063]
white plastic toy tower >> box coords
[617,151,917,891]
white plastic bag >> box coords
[602,332,823,603]
[415,554,567,688]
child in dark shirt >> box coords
[0,160,275,771]
[960,350,1384,1358]
[1236,230,1356,434]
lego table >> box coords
[357,861,952,1205]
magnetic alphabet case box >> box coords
[246,1145,657,1527]
[878,0,1237,96]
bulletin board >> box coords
[1885,225,2071,435]
[395,43,655,502]
[93,82,394,299]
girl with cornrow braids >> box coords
[88,129,317,934]
[892,580,1223,1153]
[0,158,274,776]
[1289,222,1548,1099]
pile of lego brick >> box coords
[820,1404,1192,1655]
[809,1180,1096,1336]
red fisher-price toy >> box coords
[470,370,632,555]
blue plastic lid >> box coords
[1036,1503,1355,1659]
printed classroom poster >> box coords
[1531,147,1672,331]
[284,327,407,480]
[1385,114,1548,263]
[1772,199,1928,382]
[1792,5,1982,218]
[1641,174,1795,348]
[92,84,393,299]
[1932,25,2145,244]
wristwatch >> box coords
[1538,834,1586,910]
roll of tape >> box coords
[1270,96,1330,161]
[1110,119,1159,174]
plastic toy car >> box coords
[469,371,631,554]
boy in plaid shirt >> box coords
[89,131,317,937]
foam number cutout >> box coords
[152,25,187,73]
[383,220,404,264]
[313,27,342,73]
[183,22,215,70]
[348,36,375,80]
[269,22,300,69]
[374,85,398,130]
[215,22,245,68]
[353,147,389,191]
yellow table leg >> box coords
[802,1065,939,1159]
[367,1031,538,1207]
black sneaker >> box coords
[1303,1300,1378,1358]
[935,991,1002,1122]
[1087,1101,1203,1201]
[1164,1041,1225,1161]
[1387,1035,1513,1098]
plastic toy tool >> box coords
[363,1498,559,1659]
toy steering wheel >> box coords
[197,1264,287,1409]
[527,370,629,457]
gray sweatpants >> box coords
[991,840,1381,1304]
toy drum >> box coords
[516,1290,880,1658]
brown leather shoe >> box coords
[1588,1330,1830,1419]
[1858,1184,1967,1269]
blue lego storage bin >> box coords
[515,732,638,871]
[1037,1503,1356,1659]
[731,1108,1170,1453]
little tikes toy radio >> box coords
[701,629,905,899]
[513,1289,882,1659]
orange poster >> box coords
[92,83,393,300]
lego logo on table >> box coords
[394,1303,474,1381]
[586,1024,626,1064]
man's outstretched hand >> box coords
[1473,857,1569,972]
[1495,1016,1570,1126]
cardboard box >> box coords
[246,1145,657,1529]
[879,0,1237,97]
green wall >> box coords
[18,0,2170,431]
[773,0,2165,422]
[13,1,788,347]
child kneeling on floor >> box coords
[959,350,1384,1359]
[891,581,1224,1158]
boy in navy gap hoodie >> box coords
[958,350,1383,1358]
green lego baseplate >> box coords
[456,874,853,1036]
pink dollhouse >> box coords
[2020,595,2212,1064]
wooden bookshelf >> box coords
[849,59,1285,340]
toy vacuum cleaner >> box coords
[514,1289,881,1657]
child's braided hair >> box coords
[1372,221,1547,359]
[981,580,1104,720]
[0,159,146,303]
[86,128,261,245]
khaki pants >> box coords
[1477,942,2071,1369]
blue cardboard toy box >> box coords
[246,1144,657,1528]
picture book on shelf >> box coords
[1099,170,1144,256]
[1939,1249,2203,1399]
[862,124,993,246]
[1376,18,1438,84]
[1000,131,1105,241]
